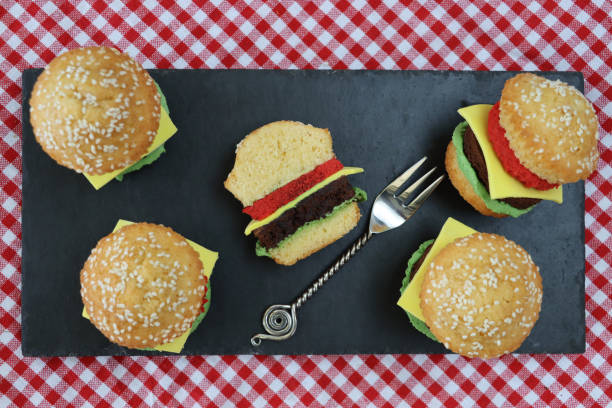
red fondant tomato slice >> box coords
[488,102,558,191]
[243,158,344,220]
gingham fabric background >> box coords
[1,1,611,406]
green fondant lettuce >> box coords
[399,240,439,342]
[452,122,534,218]
[115,144,165,181]
[155,81,169,113]
[256,186,367,258]
[188,279,211,335]
[115,81,169,182]
[255,241,270,257]
[353,186,367,202]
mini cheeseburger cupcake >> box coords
[224,121,366,266]
[30,47,177,190]
[447,73,599,217]
[81,222,218,352]
[397,218,542,359]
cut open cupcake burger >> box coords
[224,121,366,265]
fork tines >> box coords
[387,156,444,211]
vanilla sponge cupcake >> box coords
[446,73,599,218]
[421,233,542,358]
[80,223,209,349]
[398,218,543,359]
[30,47,168,181]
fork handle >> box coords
[250,231,373,346]
[293,231,372,309]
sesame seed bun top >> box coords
[80,223,207,349]
[420,233,542,359]
[499,73,599,184]
[30,47,161,175]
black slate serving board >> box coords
[21,69,585,356]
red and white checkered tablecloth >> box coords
[1,1,611,406]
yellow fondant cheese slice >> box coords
[82,219,218,353]
[458,104,562,203]
[244,167,364,235]
[397,217,476,322]
[84,108,178,190]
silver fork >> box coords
[250,157,444,346]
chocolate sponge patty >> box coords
[462,126,540,210]
[410,243,433,281]
[254,176,356,249]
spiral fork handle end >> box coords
[250,304,297,346]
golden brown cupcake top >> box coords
[80,223,206,349]
[421,233,542,359]
[30,47,160,175]
[499,73,599,184]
